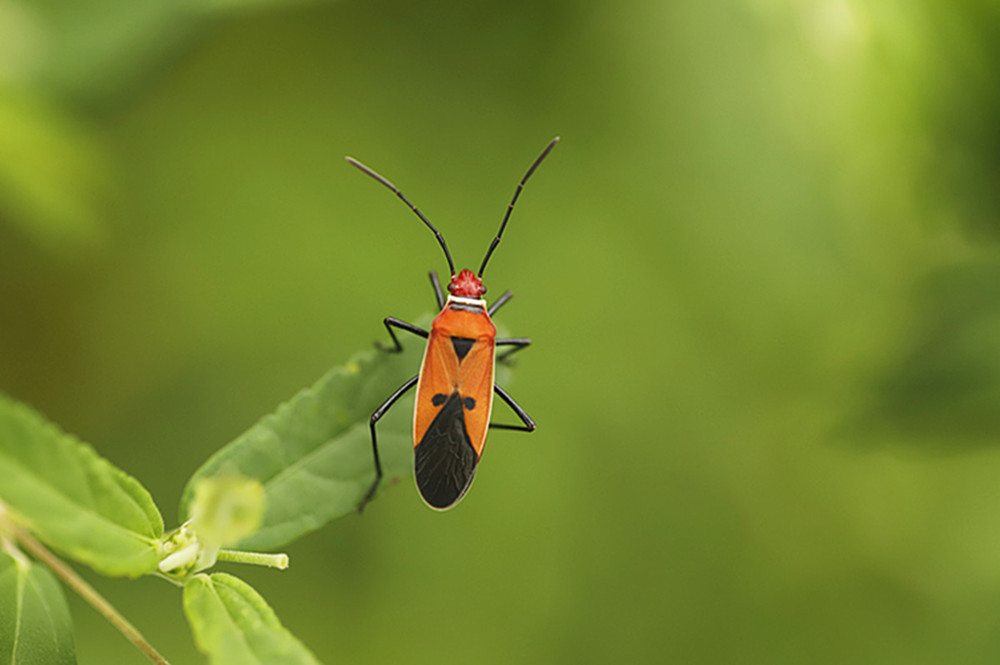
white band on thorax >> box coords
[447,295,487,308]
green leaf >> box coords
[180,329,423,549]
[183,573,320,665]
[0,550,76,665]
[181,317,515,550]
[0,395,163,577]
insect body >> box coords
[347,137,559,510]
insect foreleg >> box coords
[428,271,446,310]
[488,290,514,316]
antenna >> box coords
[478,136,560,277]
[346,156,456,276]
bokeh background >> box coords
[3,0,1000,663]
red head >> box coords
[448,269,486,298]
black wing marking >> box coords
[415,391,479,509]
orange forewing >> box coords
[413,304,496,457]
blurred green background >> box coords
[3,0,1000,663]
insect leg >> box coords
[489,384,536,432]
[495,337,531,363]
[361,375,420,512]
[488,290,514,317]
[428,271,446,310]
[377,317,429,353]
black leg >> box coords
[496,337,531,363]
[429,271,446,310]
[361,375,420,512]
[488,290,514,317]
[378,317,429,352]
[489,384,536,432]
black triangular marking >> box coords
[451,336,475,361]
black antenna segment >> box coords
[346,156,456,276]
[478,136,560,277]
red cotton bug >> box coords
[345,137,559,511]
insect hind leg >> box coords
[489,384,536,432]
[361,375,419,512]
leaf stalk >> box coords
[217,548,289,570]
[12,527,172,665]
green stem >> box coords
[14,529,171,665]
[217,548,289,570]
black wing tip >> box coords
[414,391,480,510]
[417,471,478,510]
